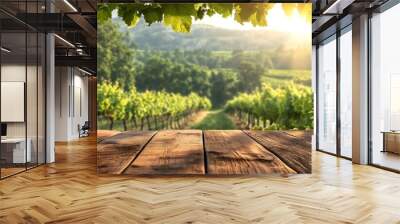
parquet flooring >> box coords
[1,136,400,223]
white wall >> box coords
[1,63,46,164]
[1,65,37,138]
[1,65,26,138]
[54,67,89,141]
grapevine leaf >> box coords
[97,4,117,23]
[208,3,233,18]
[117,5,142,27]
[142,6,163,25]
[163,14,192,32]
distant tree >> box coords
[210,70,238,108]
[98,20,137,91]
[136,55,173,92]
[236,61,264,93]
[135,53,212,100]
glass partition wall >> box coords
[370,3,400,171]
[316,26,352,159]
[0,2,46,179]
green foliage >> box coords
[98,81,212,131]
[97,4,313,131]
[261,69,312,88]
[236,60,264,92]
[210,69,238,107]
[99,3,275,32]
[134,50,273,107]
[234,3,273,26]
[97,82,127,129]
[97,20,137,91]
[225,83,313,130]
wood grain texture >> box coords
[204,130,296,175]
[97,131,156,174]
[124,130,205,175]
[244,130,312,173]
[283,130,312,143]
[1,136,400,223]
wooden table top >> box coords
[97,130,312,175]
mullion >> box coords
[315,45,319,151]
[36,0,39,168]
[25,0,28,171]
[367,11,373,165]
[0,25,2,179]
[336,29,341,157]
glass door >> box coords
[317,35,337,154]
[339,27,352,158]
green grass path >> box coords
[190,110,237,130]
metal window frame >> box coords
[315,21,353,161]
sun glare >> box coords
[194,4,311,34]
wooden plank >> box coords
[244,131,311,173]
[283,130,312,143]
[97,130,121,143]
[204,130,296,175]
[124,130,205,175]
[97,131,156,174]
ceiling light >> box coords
[63,0,78,12]
[1,47,11,53]
[78,67,92,76]
[54,34,75,48]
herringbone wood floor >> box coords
[1,136,400,223]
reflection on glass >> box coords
[0,1,47,179]
[371,3,400,171]
[1,32,27,177]
[318,37,337,154]
[340,29,352,158]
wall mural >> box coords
[97,3,313,176]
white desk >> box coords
[1,138,31,163]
